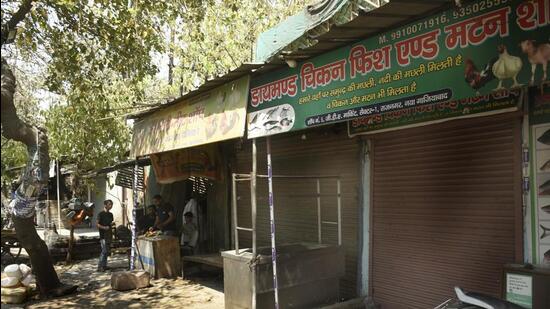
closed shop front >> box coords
[234,126,361,299]
[370,113,523,308]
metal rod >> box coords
[236,227,254,232]
[56,160,61,228]
[337,179,342,246]
[232,173,239,255]
[46,188,50,228]
[251,139,258,309]
[322,221,338,225]
[257,174,340,179]
[234,173,252,178]
[317,179,321,244]
[281,193,335,198]
[266,136,280,309]
[130,160,138,270]
[251,139,257,257]
[235,178,252,182]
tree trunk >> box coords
[2,57,77,297]
[13,217,61,294]
[66,225,75,264]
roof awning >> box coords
[130,75,250,157]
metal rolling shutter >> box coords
[371,113,523,309]
[235,126,361,299]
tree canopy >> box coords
[2,0,309,177]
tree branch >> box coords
[1,58,36,146]
[1,0,34,46]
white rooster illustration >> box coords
[492,44,523,90]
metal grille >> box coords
[235,126,361,299]
[371,113,522,309]
[115,166,145,191]
[189,176,210,195]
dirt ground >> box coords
[3,255,224,309]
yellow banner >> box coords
[131,76,249,157]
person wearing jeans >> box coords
[97,199,114,272]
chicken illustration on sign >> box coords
[491,45,522,90]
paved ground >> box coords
[2,255,224,309]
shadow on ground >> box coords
[22,255,224,309]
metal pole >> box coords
[337,179,342,246]
[251,139,257,256]
[56,160,61,228]
[266,137,280,309]
[87,185,91,202]
[251,139,258,309]
[232,174,239,254]
[130,160,138,270]
[46,189,50,228]
[87,185,92,227]
[317,179,321,244]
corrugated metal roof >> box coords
[130,0,460,120]
[128,63,273,119]
[268,0,459,62]
[94,157,151,175]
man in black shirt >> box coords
[97,199,114,272]
[152,194,177,236]
[138,205,156,235]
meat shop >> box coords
[127,74,252,280]
[237,0,550,308]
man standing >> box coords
[181,212,198,256]
[137,205,156,235]
[152,194,177,236]
[97,199,114,272]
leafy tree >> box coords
[1,0,310,298]
[1,0,182,297]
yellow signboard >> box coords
[131,76,249,157]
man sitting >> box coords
[181,212,198,256]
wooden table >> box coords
[136,235,180,279]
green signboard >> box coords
[348,89,521,135]
[247,0,549,139]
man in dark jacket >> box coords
[97,199,114,272]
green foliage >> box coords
[1,137,28,183]
[45,74,134,171]
[163,0,310,97]
[2,0,310,176]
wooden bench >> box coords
[182,253,223,268]
[181,253,223,277]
